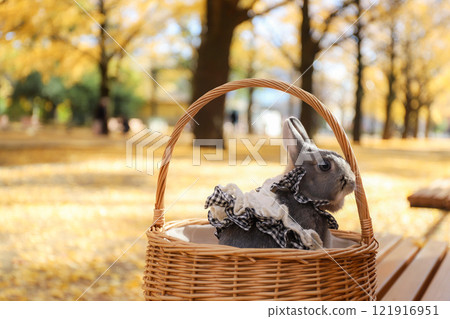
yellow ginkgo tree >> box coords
[0,0,178,132]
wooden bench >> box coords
[407,179,450,210]
[376,233,449,301]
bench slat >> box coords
[381,241,447,301]
[421,249,450,301]
[376,238,419,299]
[376,233,402,262]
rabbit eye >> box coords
[318,159,331,171]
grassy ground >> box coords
[0,126,449,300]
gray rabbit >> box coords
[209,117,356,249]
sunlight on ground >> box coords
[0,128,448,300]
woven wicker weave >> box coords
[143,78,378,301]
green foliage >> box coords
[10,72,70,122]
[67,73,99,126]
[7,99,30,121]
[42,77,66,106]
[8,71,43,120]
[0,98,6,115]
[7,69,145,125]
[56,100,72,124]
[111,81,144,118]
[12,71,43,99]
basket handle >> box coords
[152,78,374,245]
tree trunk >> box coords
[42,101,57,124]
[299,0,320,138]
[246,48,256,134]
[382,22,396,140]
[192,0,243,142]
[402,100,412,139]
[149,67,159,117]
[247,86,255,134]
[425,105,431,138]
[288,93,300,119]
[382,77,395,139]
[412,106,420,138]
[245,33,256,135]
[401,41,413,139]
[95,0,109,135]
[352,17,364,143]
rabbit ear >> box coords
[283,117,313,166]
[283,116,310,142]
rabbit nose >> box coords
[346,177,356,190]
[341,176,355,190]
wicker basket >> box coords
[143,78,378,301]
